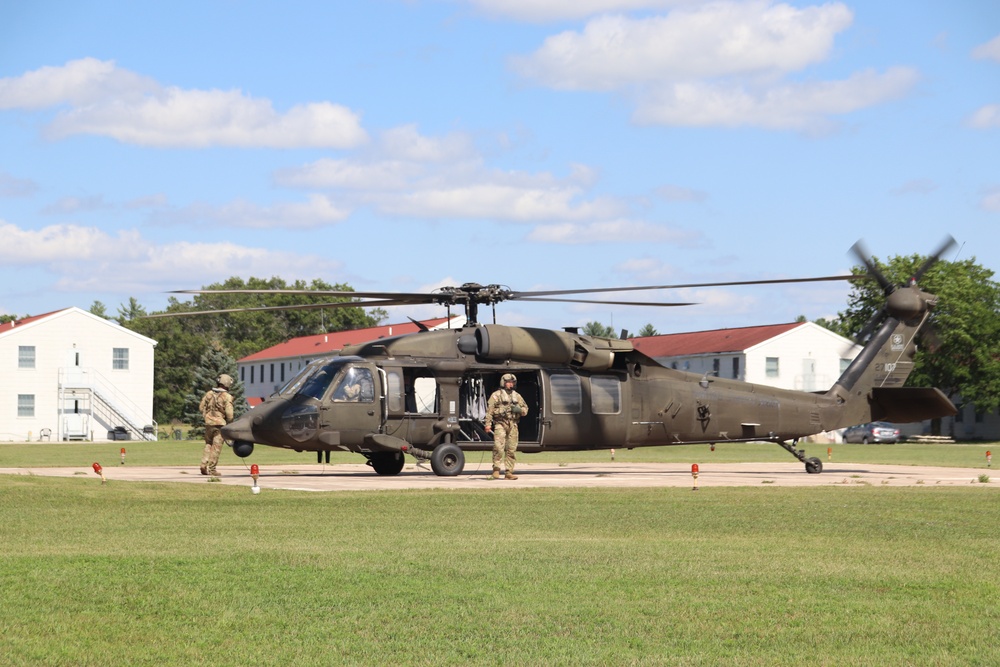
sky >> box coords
[1,0,998,336]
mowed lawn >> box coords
[1,463,997,666]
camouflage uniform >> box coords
[199,375,235,477]
[484,374,528,479]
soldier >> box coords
[484,373,528,480]
[199,373,235,478]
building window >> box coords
[712,358,720,376]
[270,364,274,383]
[765,357,779,377]
[732,357,740,379]
[240,366,245,382]
[281,364,286,383]
[18,346,36,369]
[251,366,255,383]
[18,394,35,417]
[113,347,129,370]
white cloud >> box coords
[464,0,683,23]
[972,34,1000,62]
[509,1,919,131]
[968,104,1000,129]
[0,58,368,148]
[276,126,628,224]
[0,220,335,295]
[656,184,708,202]
[0,171,38,198]
[634,67,919,130]
[526,219,700,243]
[153,194,351,229]
[890,179,938,196]
[981,186,1000,213]
[512,2,853,90]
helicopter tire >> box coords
[805,457,823,474]
[430,442,465,477]
[369,451,405,476]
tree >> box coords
[583,321,617,338]
[637,323,659,337]
[121,277,384,424]
[836,254,1000,413]
[182,342,249,439]
[89,301,109,319]
[116,297,147,324]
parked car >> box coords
[842,422,902,444]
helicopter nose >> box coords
[222,414,254,442]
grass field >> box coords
[1,442,998,665]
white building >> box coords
[0,307,157,442]
[631,322,861,391]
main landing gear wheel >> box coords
[430,442,465,477]
[805,457,823,474]
[368,451,405,476]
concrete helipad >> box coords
[1,461,993,492]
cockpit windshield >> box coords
[298,359,355,400]
[275,358,329,397]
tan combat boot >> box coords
[490,467,500,480]
[505,470,518,480]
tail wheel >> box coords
[430,442,465,476]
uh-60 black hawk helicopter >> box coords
[167,238,957,477]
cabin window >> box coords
[591,376,621,414]
[387,371,403,412]
[550,374,582,414]
[18,394,34,417]
[765,357,779,377]
[18,346,35,369]
[840,358,851,374]
[113,347,129,370]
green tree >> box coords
[121,278,385,425]
[89,301,109,319]
[583,321,617,338]
[636,323,659,337]
[183,342,249,439]
[116,297,147,324]
[836,254,1000,413]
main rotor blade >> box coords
[170,288,441,304]
[143,299,410,318]
[509,274,861,300]
[515,297,697,307]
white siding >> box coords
[0,308,156,441]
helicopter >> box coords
[163,239,958,477]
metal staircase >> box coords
[57,367,157,441]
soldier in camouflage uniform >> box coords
[484,373,528,480]
[199,374,235,478]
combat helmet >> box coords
[217,373,234,389]
[500,373,517,388]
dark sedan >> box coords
[842,422,903,444]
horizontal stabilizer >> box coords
[870,387,957,424]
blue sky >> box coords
[1,0,997,334]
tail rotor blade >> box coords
[850,239,895,295]
[912,235,957,283]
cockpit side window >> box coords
[332,367,375,403]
